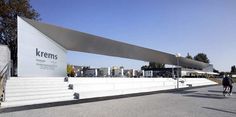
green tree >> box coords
[67,65,75,77]
[213,68,219,73]
[194,53,210,63]
[186,53,193,59]
[67,65,72,76]
[0,0,40,75]
[141,65,148,70]
[149,62,165,68]
[141,62,165,70]
[231,65,236,73]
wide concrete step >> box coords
[9,77,65,80]
[7,80,65,83]
[7,78,65,83]
[6,81,66,86]
[77,85,176,99]
[6,84,68,89]
[6,92,75,101]
[68,78,174,84]
[1,96,76,107]
[6,87,69,93]
[5,90,74,97]
[71,82,175,92]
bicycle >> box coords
[223,86,231,97]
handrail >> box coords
[0,62,11,103]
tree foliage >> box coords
[0,0,40,75]
[186,53,193,59]
[149,62,165,69]
[141,65,148,70]
[193,53,210,63]
[213,68,219,73]
[67,65,75,77]
[141,62,165,70]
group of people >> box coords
[222,74,234,96]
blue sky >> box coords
[30,0,236,72]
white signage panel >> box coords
[17,17,67,77]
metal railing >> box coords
[0,62,11,102]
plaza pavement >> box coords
[1,84,236,117]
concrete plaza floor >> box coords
[1,84,236,117]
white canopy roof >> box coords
[21,17,212,70]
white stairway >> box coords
[69,78,217,99]
[0,77,217,107]
[69,78,177,99]
[1,77,75,107]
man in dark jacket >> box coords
[222,75,234,95]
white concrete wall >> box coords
[17,17,67,77]
[69,77,217,99]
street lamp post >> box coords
[172,65,175,80]
[176,53,181,89]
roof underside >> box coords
[21,17,210,70]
